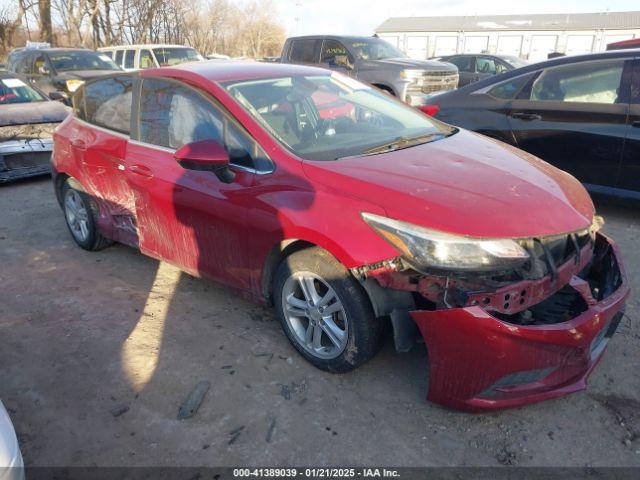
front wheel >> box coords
[274,247,383,373]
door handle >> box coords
[511,112,542,121]
[71,139,86,150]
[632,120,640,128]
[129,164,154,178]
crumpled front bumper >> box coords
[410,234,629,412]
[0,139,53,183]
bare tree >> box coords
[2,0,286,59]
[38,0,52,42]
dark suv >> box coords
[7,47,121,103]
[435,54,529,87]
[280,35,459,107]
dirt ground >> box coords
[0,177,638,467]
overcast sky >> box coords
[267,0,640,36]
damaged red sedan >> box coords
[51,62,629,412]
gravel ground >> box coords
[0,177,638,467]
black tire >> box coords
[274,247,383,373]
[61,179,112,251]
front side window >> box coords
[530,59,625,104]
[84,76,133,133]
[48,51,120,72]
[289,39,320,63]
[476,57,497,75]
[139,50,155,69]
[139,78,267,169]
[320,40,353,68]
[225,73,455,161]
[0,77,46,104]
[348,38,405,61]
[32,54,49,75]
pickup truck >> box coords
[280,35,459,106]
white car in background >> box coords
[0,401,23,480]
[98,44,204,71]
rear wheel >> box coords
[62,180,112,251]
[274,247,383,372]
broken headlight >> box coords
[66,79,84,93]
[362,212,529,272]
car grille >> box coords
[407,71,459,94]
[516,228,594,279]
[2,151,51,170]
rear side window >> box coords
[114,50,124,67]
[83,76,133,134]
[448,56,474,73]
[289,39,320,63]
[139,78,270,170]
[12,54,31,75]
[530,59,625,104]
[124,50,135,69]
[488,74,532,99]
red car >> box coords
[51,62,629,412]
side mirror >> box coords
[48,91,65,102]
[174,139,235,183]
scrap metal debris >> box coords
[177,381,210,420]
[110,403,129,418]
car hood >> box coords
[361,58,458,72]
[301,130,594,239]
[0,101,69,127]
[56,70,120,80]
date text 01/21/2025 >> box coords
[232,468,400,478]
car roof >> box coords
[146,60,332,83]
[98,44,193,50]
[12,47,96,56]
[286,35,382,42]
[450,49,640,93]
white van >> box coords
[98,44,204,71]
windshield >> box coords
[0,77,46,104]
[502,56,528,69]
[153,47,203,66]
[225,73,454,161]
[348,38,406,60]
[48,51,120,72]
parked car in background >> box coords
[0,400,24,480]
[280,35,459,106]
[99,44,204,71]
[206,53,231,60]
[51,62,628,411]
[607,38,640,51]
[433,54,528,87]
[7,46,121,103]
[0,71,69,183]
[421,50,640,199]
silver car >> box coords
[0,401,24,480]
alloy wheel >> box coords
[281,272,349,360]
[64,189,90,243]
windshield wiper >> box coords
[361,133,442,156]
